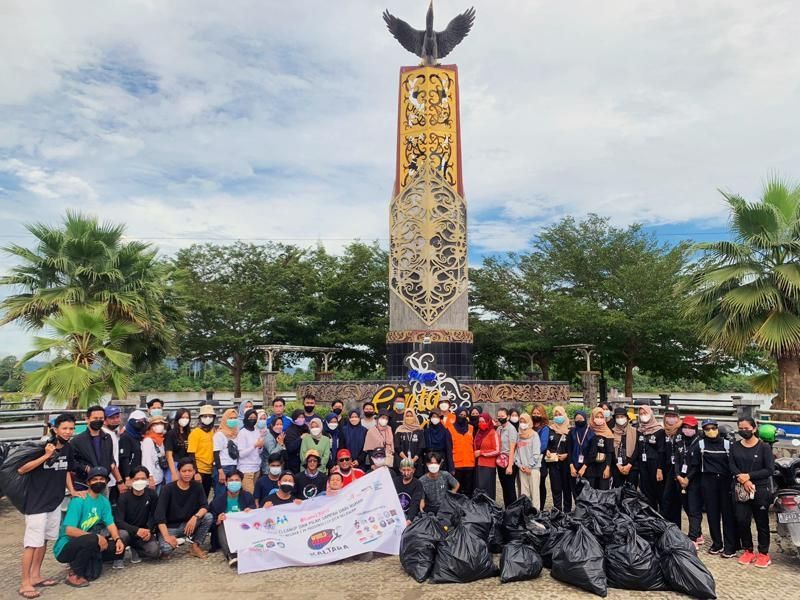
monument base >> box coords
[387,340,474,380]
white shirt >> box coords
[236,427,262,472]
[141,437,165,485]
[102,426,120,487]
[213,431,239,467]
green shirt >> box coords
[54,493,115,557]
[226,494,240,513]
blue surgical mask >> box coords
[395,402,405,411]
[554,415,566,425]
[256,420,267,429]
[150,408,163,417]
[227,481,242,493]
[226,418,239,428]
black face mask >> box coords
[333,408,343,415]
[456,415,467,423]
[532,416,542,422]
[244,419,257,431]
[304,405,315,414]
[575,420,586,428]
[469,415,479,425]
[132,420,147,432]
[88,420,104,431]
[364,411,375,418]
[279,483,294,494]
[90,481,107,493]
[498,417,508,424]
[738,429,754,440]
[56,435,71,445]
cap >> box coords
[701,419,718,428]
[400,458,414,469]
[87,466,109,481]
[148,415,168,425]
[613,407,627,417]
[682,415,698,428]
[371,447,386,458]
[664,405,680,416]
[104,405,121,418]
[336,448,351,460]
[304,449,321,464]
[198,405,215,417]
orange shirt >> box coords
[447,421,476,469]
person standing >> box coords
[115,466,161,564]
[266,397,293,431]
[209,470,255,568]
[586,407,614,490]
[263,418,287,472]
[611,407,639,489]
[388,393,407,432]
[236,408,264,493]
[447,407,475,496]
[340,410,368,469]
[155,458,212,559]
[567,410,596,500]
[118,410,148,488]
[324,413,341,471]
[474,413,500,500]
[545,406,572,512]
[165,409,192,483]
[301,394,321,423]
[300,417,332,473]
[730,417,774,568]
[364,411,395,469]
[146,398,164,419]
[695,419,737,558]
[394,409,424,477]
[635,405,665,509]
[515,413,542,505]
[187,405,217,497]
[531,405,550,510]
[18,414,79,598]
[661,406,685,526]
[70,405,123,495]
[213,409,240,500]
[101,405,123,504]
[140,416,168,492]
[361,402,378,430]
[674,415,703,548]
[496,407,519,505]
[284,409,309,473]
[423,409,454,474]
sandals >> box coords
[33,579,58,588]
[18,591,41,599]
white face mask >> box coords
[510,416,519,423]
[378,418,389,427]
[438,403,449,411]
[131,480,148,492]
[269,466,282,476]
[430,417,441,425]
[616,417,628,426]
[328,423,338,430]
[152,424,165,434]
[178,418,190,428]
[427,463,440,474]
[639,414,651,424]
[310,427,322,436]
[519,423,530,430]
[200,416,214,425]
[373,457,385,466]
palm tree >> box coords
[683,177,800,413]
[1,211,181,367]
[20,305,139,408]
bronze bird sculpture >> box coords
[383,1,476,65]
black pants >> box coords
[454,468,474,497]
[200,472,213,499]
[217,522,236,560]
[475,466,497,501]
[681,480,703,541]
[612,465,639,489]
[547,460,572,512]
[700,472,736,553]
[638,460,664,510]
[497,464,518,505]
[585,474,611,490]
[734,487,771,554]
[118,530,160,559]
[56,534,123,580]
[661,473,682,527]
[538,466,548,510]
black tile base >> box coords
[387,341,474,380]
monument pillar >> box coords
[386,64,473,380]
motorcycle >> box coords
[772,437,800,555]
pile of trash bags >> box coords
[399,481,716,599]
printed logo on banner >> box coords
[307,528,341,550]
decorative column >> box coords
[386,64,473,380]
[261,370,278,405]
[580,371,600,410]
[315,372,334,382]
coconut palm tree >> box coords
[0,211,181,367]
[683,177,800,412]
[20,305,139,408]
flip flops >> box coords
[33,579,58,588]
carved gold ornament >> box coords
[386,329,474,343]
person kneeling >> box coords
[54,467,125,588]
[262,472,303,507]
[210,470,255,567]
[115,466,161,565]
[155,457,213,559]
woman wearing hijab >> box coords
[213,408,241,499]
[324,413,342,471]
[473,413,500,500]
[394,409,424,477]
[586,407,614,490]
[661,406,684,526]
[567,410,596,500]
[141,415,168,491]
[340,410,368,469]
[236,408,264,493]
[300,417,332,473]
[447,406,475,496]
[531,405,550,510]
[424,409,454,474]
[544,405,572,512]
[508,408,521,430]
[284,409,309,473]
[515,413,542,505]
[236,400,254,427]
[262,416,286,472]
[469,406,482,430]
[364,410,395,470]
[118,409,148,486]
[611,406,640,488]
[636,405,666,509]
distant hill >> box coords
[20,361,46,372]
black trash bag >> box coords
[400,513,448,582]
[604,527,667,591]
[656,525,716,599]
[472,490,504,553]
[576,479,621,508]
[437,490,469,528]
[502,495,536,542]
[429,519,498,584]
[0,441,46,512]
[551,523,608,597]
[500,536,543,583]
[654,523,698,555]
[621,497,670,543]
[573,498,619,546]
[526,518,553,557]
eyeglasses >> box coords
[703,426,718,431]
[338,458,351,462]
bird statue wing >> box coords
[435,6,476,59]
[383,10,425,57]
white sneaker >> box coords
[228,557,238,568]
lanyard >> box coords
[576,427,589,449]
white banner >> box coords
[225,467,406,573]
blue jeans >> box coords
[213,465,237,499]
[158,513,213,555]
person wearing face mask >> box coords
[187,405,217,498]
[267,397,293,431]
[101,405,124,503]
[660,406,684,526]
[209,470,255,567]
[424,409,454,475]
[212,408,241,500]
[729,417,774,568]
[388,392,407,432]
[361,402,378,430]
[236,400,254,428]
[394,409,424,476]
[474,413,501,500]
[70,405,122,497]
[694,419,737,558]
[508,408,521,430]
[364,411,395,469]
[340,410,368,468]
[567,410,596,499]
[674,415,703,548]
[284,409,310,473]
[530,405,550,510]
[469,406,481,430]
[301,417,332,474]
[585,407,614,491]
[324,413,342,470]
[635,405,666,509]
[496,407,519,505]
[330,449,366,486]
[236,408,265,493]
[263,472,303,507]
[256,409,269,439]
[438,395,455,428]
[611,407,640,489]
[165,409,192,483]
[420,453,460,514]
[119,410,148,491]
[115,466,161,565]
[146,398,164,419]
[155,458,212,559]
[141,416,168,492]
[515,413,542,505]
[254,453,285,506]
[545,406,572,512]
[599,402,614,428]
[54,466,125,587]
[393,458,423,524]
[446,407,475,496]
[330,400,345,418]
[302,394,321,423]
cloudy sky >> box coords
[1,0,799,355]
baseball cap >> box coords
[701,419,718,428]
[337,449,351,460]
[683,415,698,428]
[87,466,109,481]
[664,405,680,416]
[371,447,386,458]
[104,405,121,418]
[613,407,627,417]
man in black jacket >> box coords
[116,466,160,565]
[209,470,255,567]
[71,405,124,493]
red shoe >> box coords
[754,553,771,568]
[738,550,756,565]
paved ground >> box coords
[0,497,797,600]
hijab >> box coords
[663,413,683,437]
[612,411,637,458]
[589,407,614,439]
[637,406,663,436]
[453,407,470,435]
[396,409,421,433]
[124,409,147,441]
[324,412,340,435]
[364,412,394,453]
[550,405,570,436]
[307,417,324,438]
[242,408,258,431]
[473,413,494,449]
[341,410,367,454]
[424,409,449,449]
[237,401,254,422]
[219,408,239,439]
[518,413,535,439]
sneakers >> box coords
[228,557,238,568]
[130,548,142,564]
[721,550,737,559]
[754,553,771,568]
[708,546,722,555]
[738,550,756,565]
[112,559,125,570]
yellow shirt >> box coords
[187,427,215,474]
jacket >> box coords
[447,423,475,470]
[209,490,256,518]
[118,432,143,481]
[475,429,500,469]
[70,430,116,482]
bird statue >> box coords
[383,2,476,66]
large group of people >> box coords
[15,394,777,597]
